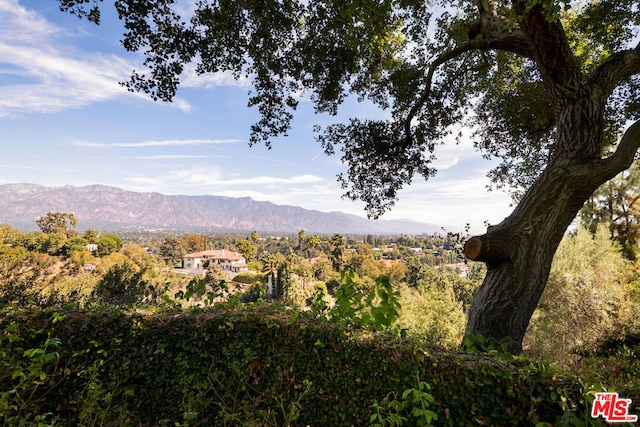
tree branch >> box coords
[597,120,640,179]
[514,1,584,105]
[589,45,640,100]
[464,122,640,267]
[464,228,514,267]
[403,29,533,146]
[403,42,478,145]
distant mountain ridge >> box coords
[0,183,438,234]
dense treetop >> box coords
[58,0,639,216]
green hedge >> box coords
[1,307,602,426]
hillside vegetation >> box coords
[0,306,621,426]
[2,215,640,424]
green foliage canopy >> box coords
[0,224,21,246]
[91,262,147,306]
[159,236,185,267]
[581,164,640,260]
[329,233,346,272]
[236,239,257,261]
[525,226,635,366]
[36,212,78,235]
[96,233,123,257]
[58,0,639,218]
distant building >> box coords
[440,262,470,278]
[87,244,98,252]
[182,249,249,277]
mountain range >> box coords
[0,183,438,235]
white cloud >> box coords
[0,0,58,42]
[0,46,137,114]
[71,138,243,148]
[220,190,367,214]
[383,169,513,232]
[431,130,481,171]
[181,64,251,89]
[170,97,193,112]
[0,0,143,116]
[0,0,197,116]
[0,163,82,173]
[163,168,324,187]
[227,174,324,186]
[130,154,218,160]
[0,163,42,170]
[120,163,326,194]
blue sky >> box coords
[0,0,515,233]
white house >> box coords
[182,249,249,277]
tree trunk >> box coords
[464,120,640,354]
[461,0,640,354]
[464,168,588,353]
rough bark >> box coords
[465,160,604,353]
[465,120,640,354]
[463,2,640,354]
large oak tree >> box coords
[59,0,640,353]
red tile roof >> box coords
[183,249,245,262]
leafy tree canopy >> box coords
[0,224,22,246]
[182,234,207,253]
[57,0,639,218]
[306,234,323,249]
[96,233,124,257]
[159,236,186,266]
[36,212,78,235]
[236,239,257,261]
[581,163,640,260]
[92,262,147,306]
[82,228,100,244]
[329,233,346,272]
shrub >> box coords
[396,283,467,348]
[524,226,632,367]
[0,307,610,426]
[233,271,266,285]
[91,263,147,306]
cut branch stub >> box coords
[464,233,512,266]
[464,236,484,260]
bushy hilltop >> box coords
[2,215,640,424]
[1,306,634,426]
[2,214,640,363]
[0,218,482,348]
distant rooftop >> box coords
[183,249,245,261]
